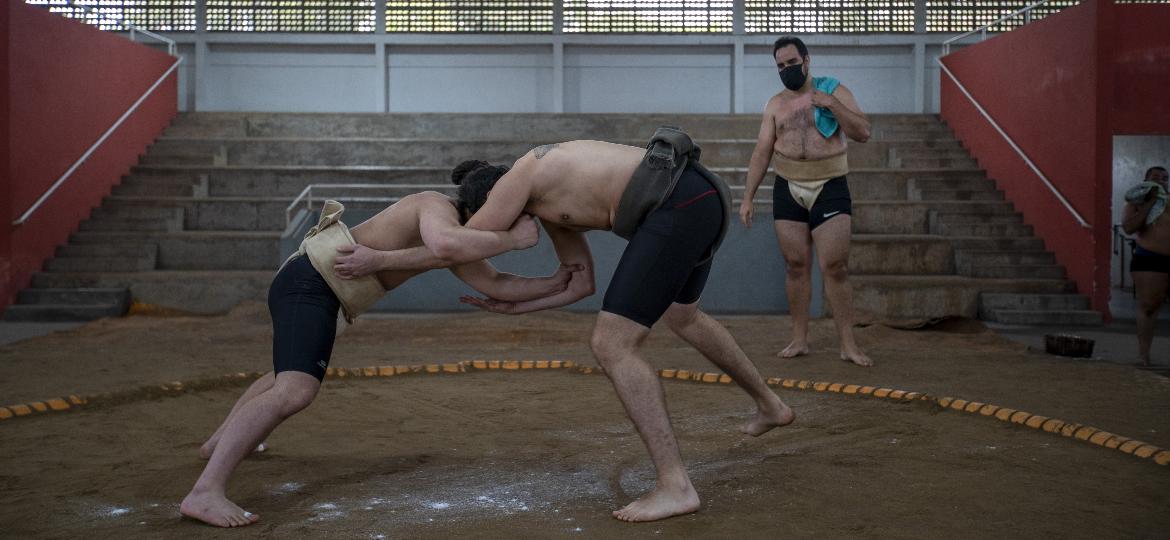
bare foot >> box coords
[740,400,796,437]
[612,485,701,523]
[841,349,873,367]
[199,440,267,460]
[776,340,809,358]
[180,489,259,528]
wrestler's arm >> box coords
[1123,199,1156,235]
[818,84,870,143]
[333,197,536,278]
[459,222,596,314]
[741,97,780,227]
[449,261,584,302]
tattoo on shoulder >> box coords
[533,143,559,159]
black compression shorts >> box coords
[1132,245,1170,274]
[601,166,723,328]
[268,255,341,381]
[773,175,852,230]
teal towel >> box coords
[814,76,841,138]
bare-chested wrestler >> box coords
[1122,165,1170,366]
[739,36,874,367]
[335,134,795,522]
[179,169,583,528]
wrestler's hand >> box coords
[333,244,380,280]
[548,263,586,294]
[459,295,516,315]
[739,199,754,228]
[509,214,540,250]
[811,89,838,110]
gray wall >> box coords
[284,210,824,317]
[155,34,961,115]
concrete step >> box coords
[851,275,1075,319]
[899,157,978,169]
[912,178,997,192]
[67,231,281,270]
[964,264,1065,280]
[979,292,1092,312]
[935,223,1034,237]
[916,189,1004,202]
[163,112,949,139]
[77,216,183,232]
[931,211,1023,225]
[57,243,158,259]
[90,205,184,221]
[30,270,274,314]
[16,287,131,306]
[2,303,128,322]
[143,138,908,168]
[947,236,1046,251]
[852,202,1015,235]
[955,250,1054,270]
[850,236,954,275]
[981,309,1103,326]
[44,256,157,273]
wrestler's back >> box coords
[1137,212,1170,254]
[349,192,446,290]
[772,92,846,161]
[516,140,642,231]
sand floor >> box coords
[1,305,1168,538]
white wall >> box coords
[162,35,956,114]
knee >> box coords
[822,258,849,281]
[785,259,810,280]
[274,382,318,416]
[662,302,700,332]
[590,319,640,368]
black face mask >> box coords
[779,63,807,91]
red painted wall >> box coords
[1,0,177,314]
[940,0,1110,314]
[1113,4,1170,135]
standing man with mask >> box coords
[739,36,873,367]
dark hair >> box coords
[1146,166,1168,180]
[451,159,510,222]
[772,36,808,60]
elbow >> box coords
[853,126,871,143]
[430,234,464,262]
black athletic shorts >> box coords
[1132,245,1170,274]
[268,255,341,381]
[601,166,723,328]
[773,175,852,230]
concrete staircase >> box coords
[3,112,1100,324]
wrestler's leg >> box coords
[775,220,813,358]
[811,215,872,366]
[661,300,794,436]
[200,372,274,458]
[1133,270,1168,366]
[592,312,701,523]
[181,371,320,527]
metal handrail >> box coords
[942,0,1051,56]
[12,0,181,226]
[63,0,178,55]
[935,58,1089,229]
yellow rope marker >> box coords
[442,363,462,373]
[1134,445,1159,459]
[964,401,983,413]
[828,383,844,393]
[471,360,487,369]
[873,388,893,398]
[938,397,953,408]
[1104,436,1129,450]
[887,390,905,400]
[979,404,999,416]
[858,386,875,395]
[1059,423,1082,438]
[563,360,577,368]
[796,380,812,390]
[781,379,796,388]
[69,395,85,405]
[702,373,719,383]
[0,407,12,420]
[535,360,549,369]
[1118,440,1144,454]
[1088,431,1114,446]
[1009,411,1031,424]
[347,367,363,377]
[1074,426,1098,441]
[1154,450,1170,466]
[813,382,829,392]
[719,374,732,384]
[1025,415,1049,429]
[362,367,377,377]
[843,384,860,394]
[949,399,968,411]
[421,364,438,373]
[485,360,499,369]
[661,369,677,378]
[30,402,48,413]
[378,367,395,377]
[520,361,534,369]
[47,398,70,411]
[675,370,691,380]
[550,360,565,369]
[1041,419,1065,433]
[994,408,1016,421]
[903,391,922,400]
[408,365,425,373]
[11,404,31,416]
